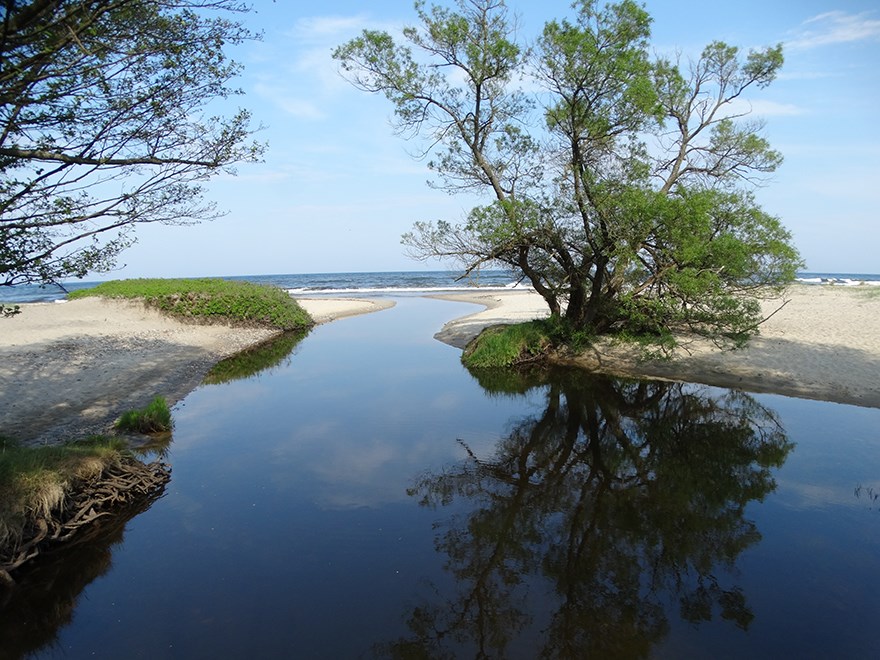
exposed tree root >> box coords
[0,458,170,585]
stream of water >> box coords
[2,297,879,658]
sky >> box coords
[110,0,880,279]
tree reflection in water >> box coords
[0,485,167,658]
[383,369,793,659]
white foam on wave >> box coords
[796,276,880,287]
[286,285,533,296]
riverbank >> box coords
[436,285,880,408]
[2,284,878,448]
[0,297,393,444]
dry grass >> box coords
[0,437,124,548]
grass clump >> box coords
[463,320,557,368]
[115,397,173,434]
[463,316,598,369]
[0,436,125,548]
[69,278,312,331]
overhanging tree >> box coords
[334,0,802,346]
[0,0,263,287]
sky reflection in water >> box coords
[4,297,879,659]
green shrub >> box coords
[69,278,312,331]
[463,316,602,369]
[115,397,173,434]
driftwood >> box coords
[0,458,171,584]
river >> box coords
[2,297,879,658]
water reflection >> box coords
[384,369,794,658]
[202,329,309,385]
[0,485,168,658]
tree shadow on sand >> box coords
[378,368,793,659]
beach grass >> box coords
[115,397,173,434]
[0,436,125,548]
[463,320,556,368]
[462,316,599,368]
[69,278,312,331]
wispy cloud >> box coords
[727,98,805,118]
[288,15,371,42]
[787,11,880,50]
[252,81,325,120]
[287,13,401,44]
[747,99,805,117]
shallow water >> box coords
[3,297,879,658]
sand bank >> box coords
[436,285,880,408]
[2,284,877,446]
[0,296,392,444]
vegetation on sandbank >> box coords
[69,278,312,331]
[0,436,170,583]
[115,396,173,434]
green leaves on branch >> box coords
[337,0,802,349]
[0,1,264,287]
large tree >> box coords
[0,0,263,287]
[334,0,802,346]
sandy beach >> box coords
[1,285,878,445]
[0,297,392,444]
[436,285,880,408]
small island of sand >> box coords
[436,284,880,408]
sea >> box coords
[1,269,878,304]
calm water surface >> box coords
[3,297,879,658]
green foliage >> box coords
[0,1,263,288]
[338,0,802,351]
[115,397,173,434]
[69,278,312,331]
[462,317,594,368]
[463,322,554,368]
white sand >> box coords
[297,297,395,323]
[436,285,880,408]
[0,296,392,444]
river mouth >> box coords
[3,297,879,659]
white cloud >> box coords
[252,81,325,120]
[787,11,880,50]
[726,98,805,118]
[289,15,371,42]
[745,99,805,117]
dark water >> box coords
[2,298,879,658]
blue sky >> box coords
[114,0,880,278]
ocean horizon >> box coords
[2,269,879,304]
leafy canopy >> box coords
[334,0,802,347]
[0,0,264,287]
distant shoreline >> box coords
[2,270,878,305]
